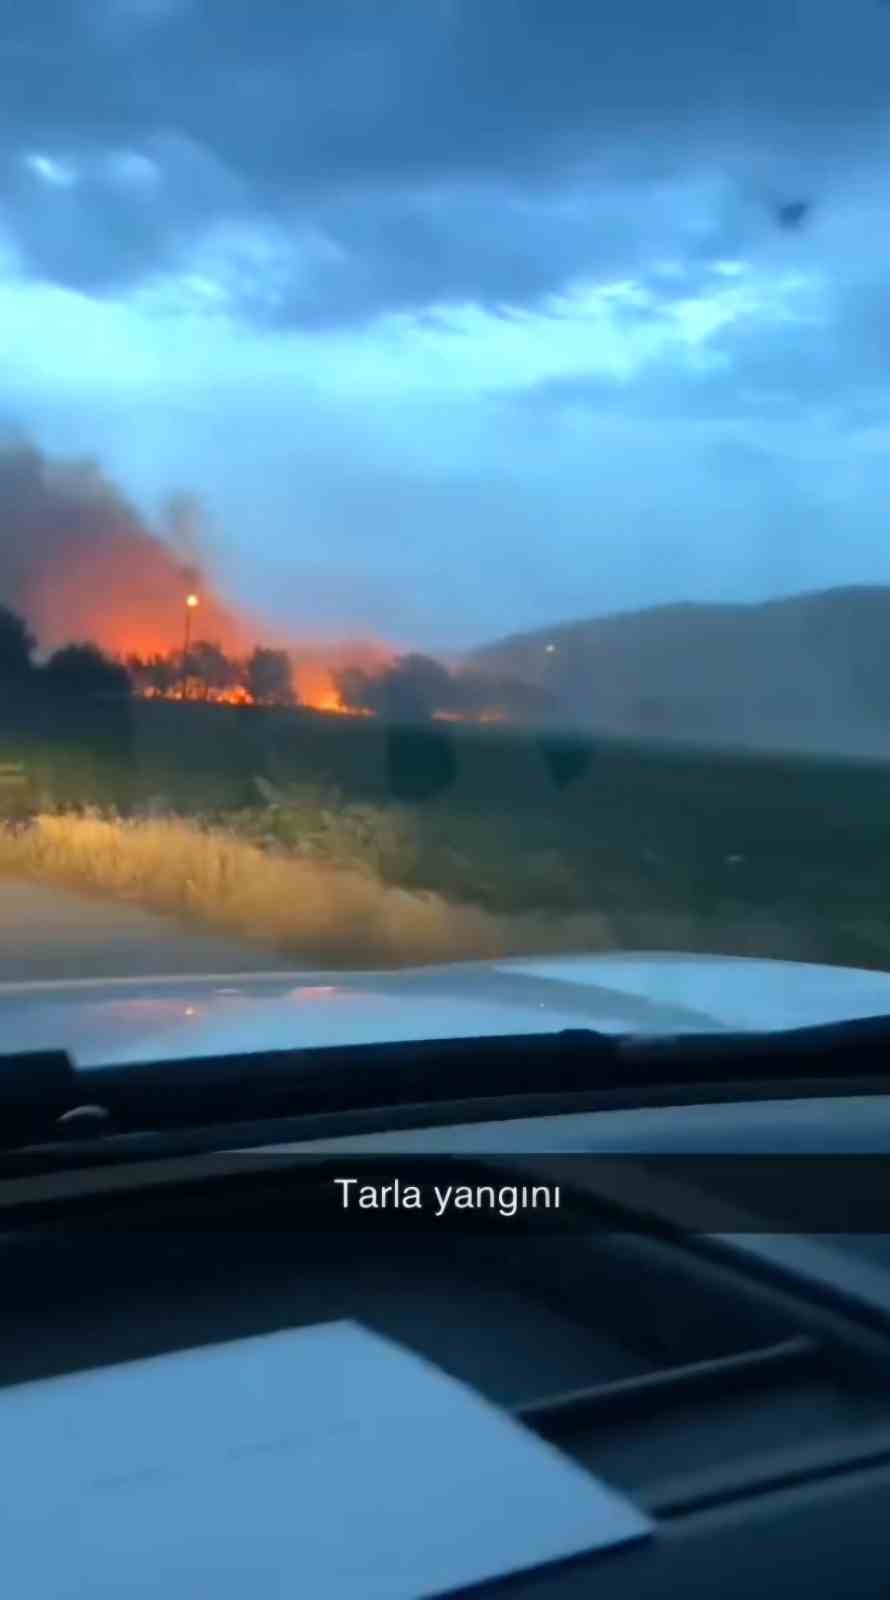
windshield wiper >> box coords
[0,1030,616,1148]
[5,1011,890,1152]
[0,1049,80,1147]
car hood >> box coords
[3,951,890,1068]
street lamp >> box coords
[181,592,199,699]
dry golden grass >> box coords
[0,813,618,968]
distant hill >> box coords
[468,586,890,759]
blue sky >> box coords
[2,1,890,650]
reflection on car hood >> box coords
[2,951,890,1068]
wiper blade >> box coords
[5,1010,890,1150]
[33,1029,619,1143]
[0,1031,618,1147]
[0,1049,79,1145]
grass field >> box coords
[0,812,621,968]
[3,697,890,971]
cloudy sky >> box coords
[2,0,890,649]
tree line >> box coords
[125,642,561,720]
[127,642,294,705]
[0,605,135,696]
[332,653,560,722]
[0,602,562,722]
[0,603,295,705]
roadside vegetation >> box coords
[4,584,890,971]
[0,769,882,971]
[0,809,620,968]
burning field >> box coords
[0,440,610,974]
[0,439,391,713]
[6,440,890,985]
[0,439,556,725]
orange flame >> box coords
[24,525,250,662]
[0,444,418,717]
[27,526,396,714]
[292,658,348,714]
[290,643,391,715]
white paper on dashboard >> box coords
[0,1319,652,1599]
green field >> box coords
[6,696,890,971]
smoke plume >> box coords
[0,437,551,723]
[0,439,245,660]
[0,438,393,709]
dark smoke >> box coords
[0,439,561,726]
[0,439,243,658]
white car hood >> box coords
[2,950,890,1068]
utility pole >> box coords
[181,592,199,699]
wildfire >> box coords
[0,439,516,722]
[290,647,388,715]
[126,631,516,721]
[131,657,374,713]
[126,633,396,714]
[29,518,396,715]
[139,685,266,707]
[0,444,341,700]
[210,685,254,706]
[292,659,349,714]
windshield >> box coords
[3,3,890,1053]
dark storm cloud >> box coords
[280,165,780,326]
[0,2,889,314]
[265,178,659,328]
[2,131,244,290]
[67,0,890,188]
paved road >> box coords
[0,880,281,984]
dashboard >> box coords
[4,1085,890,1596]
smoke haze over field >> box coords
[474,586,890,759]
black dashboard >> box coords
[6,1082,890,1597]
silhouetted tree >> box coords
[43,644,133,807]
[335,654,565,726]
[0,605,35,678]
[185,641,238,700]
[333,665,377,713]
[383,654,458,720]
[45,643,131,697]
[336,654,459,721]
[126,653,178,697]
[244,647,294,706]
